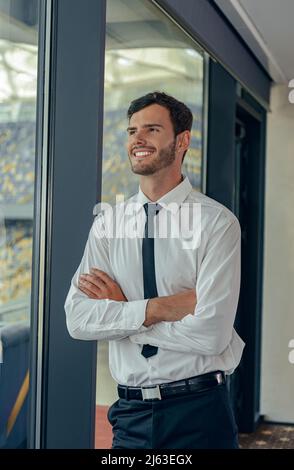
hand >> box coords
[78,268,127,301]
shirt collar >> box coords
[135,175,192,213]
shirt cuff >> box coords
[123,298,150,332]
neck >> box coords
[139,169,183,202]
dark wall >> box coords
[0,0,38,27]
[38,0,106,448]
[157,0,271,105]
[206,61,236,209]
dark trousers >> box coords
[107,383,239,449]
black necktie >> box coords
[141,202,161,358]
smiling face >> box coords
[127,104,179,176]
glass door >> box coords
[0,0,40,448]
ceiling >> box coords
[214,0,294,84]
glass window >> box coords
[95,0,204,448]
[0,0,39,448]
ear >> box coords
[177,130,191,152]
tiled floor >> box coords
[239,423,294,449]
[95,406,112,449]
[95,405,294,449]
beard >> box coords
[129,140,177,176]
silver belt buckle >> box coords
[216,372,224,384]
[141,385,162,400]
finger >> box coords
[90,268,114,285]
[80,275,110,299]
[88,269,108,286]
[79,281,110,300]
[79,277,101,297]
[81,274,106,290]
[78,283,99,299]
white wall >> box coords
[261,83,294,422]
[96,341,118,406]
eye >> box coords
[128,130,135,136]
[149,127,158,133]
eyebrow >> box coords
[126,123,164,132]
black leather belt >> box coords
[117,370,225,401]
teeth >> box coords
[134,151,153,157]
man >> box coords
[64,91,245,449]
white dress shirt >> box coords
[65,176,245,386]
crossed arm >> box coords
[78,268,197,326]
[64,214,196,343]
[65,211,241,355]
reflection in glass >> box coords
[96,0,204,449]
[0,1,39,448]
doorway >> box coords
[207,61,267,433]
[229,97,266,433]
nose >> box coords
[134,129,147,144]
[128,130,147,152]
